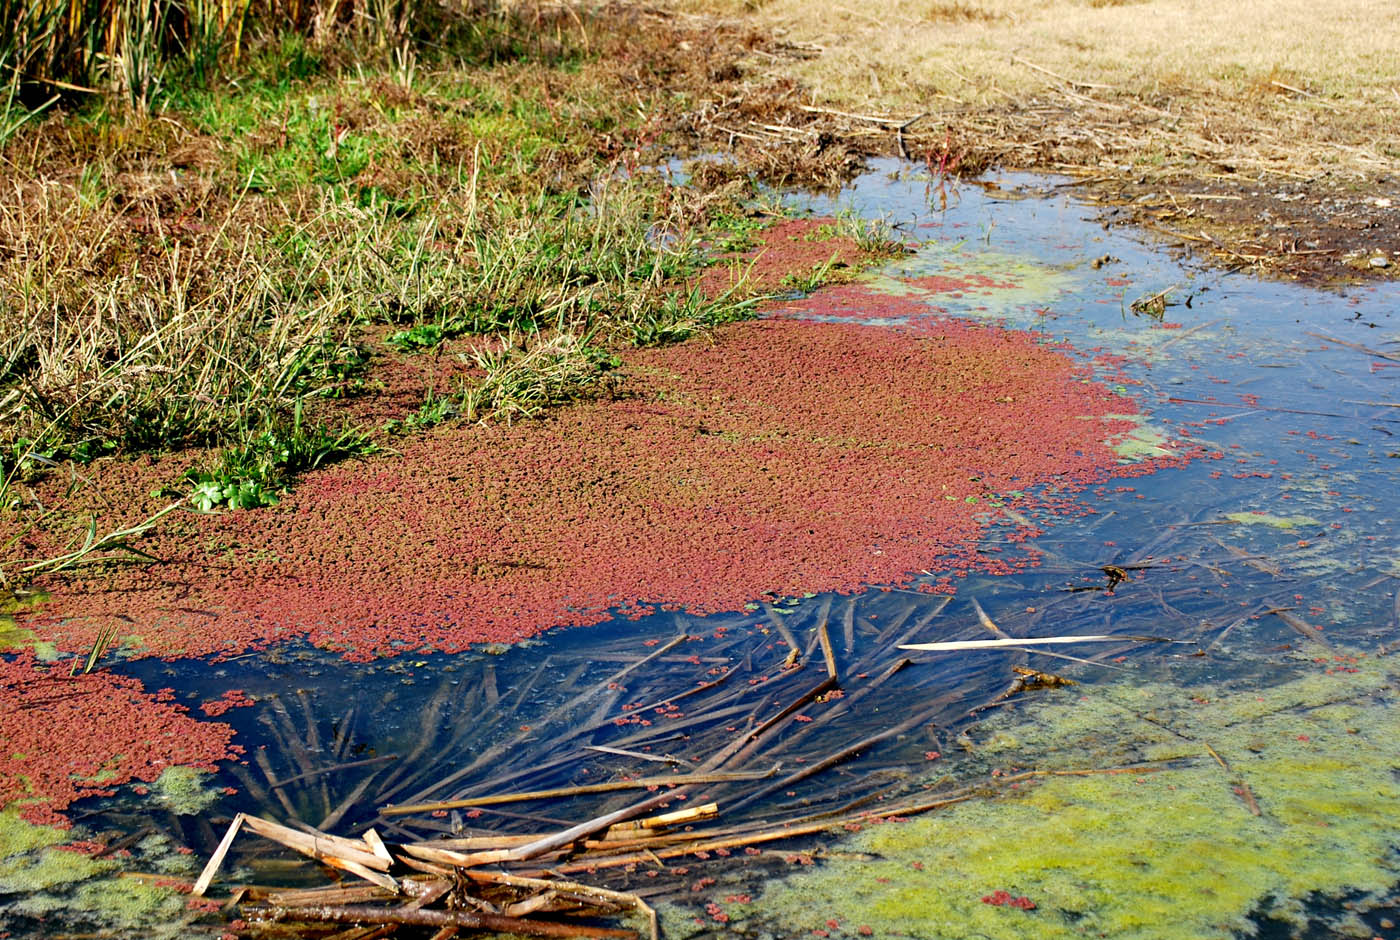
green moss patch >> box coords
[712,651,1400,939]
[151,766,221,817]
[0,810,202,937]
[0,808,66,860]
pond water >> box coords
[5,162,1399,939]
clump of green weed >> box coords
[837,212,908,255]
[385,388,457,434]
[626,283,763,347]
[297,339,372,398]
[707,210,771,253]
[386,323,448,352]
[779,252,846,293]
[185,399,375,510]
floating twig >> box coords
[900,634,1169,651]
[381,767,777,816]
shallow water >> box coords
[5,162,1399,938]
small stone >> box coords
[1375,198,1393,208]
[1369,255,1390,268]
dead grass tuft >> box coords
[923,1,1006,23]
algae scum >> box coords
[717,654,1400,940]
[4,164,1400,939]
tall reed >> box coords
[0,0,498,117]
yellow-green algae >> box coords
[866,246,1074,325]
[152,766,221,816]
[0,591,53,657]
[1,809,203,937]
[1223,511,1321,529]
[1104,412,1176,462]
[714,651,1400,939]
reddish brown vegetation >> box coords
[906,273,1018,294]
[694,218,871,297]
[0,653,240,825]
[769,283,947,323]
[19,308,1158,661]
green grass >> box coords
[462,331,623,424]
[384,388,457,435]
[0,1,892,589]
[185,399,376,510]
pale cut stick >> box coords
[191,813,244,896]
[900,634,1168,651]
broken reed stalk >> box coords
[582,744,693,765]
[969,596,1011,639]
[251,904,638,938]
[541,795,977,877]
[699,675,839,772]
[1269,607,1333,649]
[419,804,720,853]
[817,617,838,679]
[761,602,803,661]
[463,871,659,940]
[268,753,400,789]
[192,813,245,896]
[399,789,693,869]
[900,634,1169,651]
[381,768,774,816]
[830,596,852,653]
[724,702,941,814]
[263,884,396,908]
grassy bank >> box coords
[0,2,904,589]
[2,7,714,455]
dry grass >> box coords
[680,0,1400,180]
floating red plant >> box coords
[906,273,1018,294]
[19,302,1171,662]
[768,283,945,324]
[693,218,871,297]
[982,889,1036,909]
[0,652,240,826]
[200,689,255,717]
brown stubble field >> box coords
[677,0,1400,280]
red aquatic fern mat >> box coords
[0,652,240,825]
[22,317,1166,661]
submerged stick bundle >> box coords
[189,599,1174,938]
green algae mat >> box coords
[686,648,1400,939]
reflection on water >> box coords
[6,164,1399,938]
